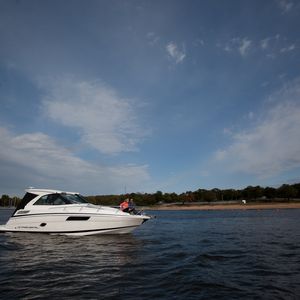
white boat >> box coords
[0,188,150,236]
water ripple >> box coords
[1,209,300,299]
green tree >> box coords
[242,186,264,200]
[278,184,297,200]
[194,189,206,202]
[155,191,164,203]
[264,187,277,199]
[203,190,217,202]
[291,183,300,198]
[1,194,10,207]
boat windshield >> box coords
[33,193,89,205]
[61,193,89,204]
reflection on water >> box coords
[5,232,141,265]
[0,232,143,299]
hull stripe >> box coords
[0,224,139,234]
[11,212,147,219]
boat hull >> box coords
[0,213,149,236]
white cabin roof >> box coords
[25,188,78,195]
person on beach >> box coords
[120,198,129,212]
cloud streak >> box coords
[0,127,150,195]
[215,78,300,178]
[277,0,294,13]
[166,42,186,64]
[221,34,298,59]
[41,76,147,155]
[221,37,252,57]
[238,38,252,57]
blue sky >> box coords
[1,0,300,196]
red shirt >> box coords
[120,201,129,210]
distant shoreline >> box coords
[1,202,300,211]
[144,202,300,211]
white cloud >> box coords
[238,38,252,57]
[0,127,150,195]
[221,37,252,57]
[223,34,298,59]
[248,111,254,120]
[147,32,160,45]
[166,42,186,64]
[224,45,232,52]
[280,44,296,53]
[40,76,146,155]
[193,38,205,47]
[277,0,294,13]
[214,78,300,178]
[261,38,270,50]
[267,36,297,57]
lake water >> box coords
[0,208,299,299]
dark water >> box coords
[0,208,300,299]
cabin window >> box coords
[33,193,88,205]
[34,195,50,205]
[61,194,88,204]
[34,194,68,205]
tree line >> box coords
[85,183,300,206]
[1,183,300,207]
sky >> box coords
[0,0,300,196]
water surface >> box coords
[0,208,299,299]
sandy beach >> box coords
[145,202,300,211]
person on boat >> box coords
[120,198,129,212]
[128,198,137,214]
